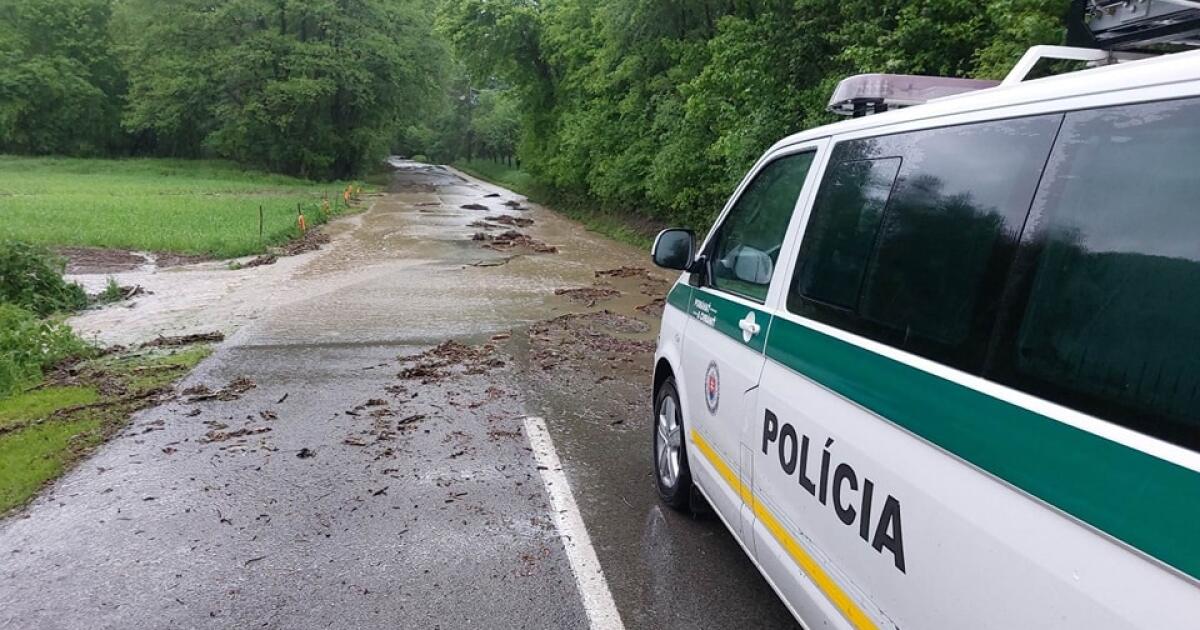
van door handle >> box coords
[738,312,761,342]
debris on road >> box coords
[554,287,621,306]
[640,277,671,296]
[278,230,331,256]
[529,310,654,371]
[468,215,534,230]
[398,413,426,427]
[398,340,505,383]
[182,384,212,397]
[473,230,557,254]
[237,231,332,269]
[595,266,649,279]
[296,448,316,459]
[201,425,271,443]
[484,215,534,228]
[461,203,489,211]
[468,257,514,268]
[184,376,257,402]
[142,331,225,348]
[242,254,278,269]
[636,297,666,317]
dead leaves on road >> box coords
[471,230,558,254]
[397,341,505,384]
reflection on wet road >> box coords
[0,163,799,629]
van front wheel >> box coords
[654,378,692,510]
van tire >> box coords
[653,377,692,510]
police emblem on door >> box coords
[705,361,720,414]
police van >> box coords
[649,4,1200,628]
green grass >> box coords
[0,344,212,513]
[0,155,369,258]
[455,159,659,250]
[0,387,97,431]
[456,159,538,197]
[0,416,103,511]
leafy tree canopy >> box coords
[435,0,1070,229]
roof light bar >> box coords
[827,74,1000,118]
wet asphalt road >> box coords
[0,164,799,629]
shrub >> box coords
[0,304,92,396]
[0,241,88,316]
[95,277,124,305]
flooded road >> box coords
[0,163,799,629]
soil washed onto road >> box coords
[0,162,798,629]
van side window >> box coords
[789,115,1061,372]
[707,152,815,303]
[793,154,900,309]
[991,98,1200,451]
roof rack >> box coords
[827,74,1000,117]
[829,1,1200,118]
[1069,0,1200,51]
[999,45,1153,85]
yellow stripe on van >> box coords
[691,429,880,630]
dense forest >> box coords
[430,0,1069,228]
[1,0,1071,226]
[0,0,446,179]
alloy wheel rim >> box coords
[656,394,681,488]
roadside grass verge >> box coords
[455,159,538,197]
[0,344,212,513]
[454,159,661,250]
[0,155,370,259]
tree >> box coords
[117,0,450,179]
[472,88,521,162]
[0,0,126,155]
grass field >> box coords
[0,156,368,258]
[455,159,660,249]
[0,344,211,513]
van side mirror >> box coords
[652,229,695,271]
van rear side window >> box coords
[993,98,1200,451]
[790,115,1061,372]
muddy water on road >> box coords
[6,163,797,629]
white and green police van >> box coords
[649,7,1200,628]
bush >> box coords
[0,304,92,396]
[0,241,88,316]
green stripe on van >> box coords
[666,282,693,314]
[764,316,1200,582]
[688,288,770,353]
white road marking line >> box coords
[523,416,626,630]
